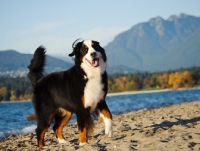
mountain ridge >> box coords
[105,13,200,73]
[1,13,200,75]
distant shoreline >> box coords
[1,87,199,103]
[0,100,31,103]
[107,87,199,96]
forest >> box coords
[0,66,200,101]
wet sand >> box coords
[1,101,200,151]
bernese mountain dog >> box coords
[27,39,113,148]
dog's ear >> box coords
[68,51,75,57]
[69,39,83,57]
[93,41,99,45]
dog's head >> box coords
[69,39,107,69]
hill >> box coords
[0,50,73,77]
[104,13,200,73]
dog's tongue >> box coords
[91,60,99,67]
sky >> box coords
[0,0,200,59]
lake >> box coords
[0,89,200,139]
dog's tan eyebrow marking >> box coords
[84,44,88,49]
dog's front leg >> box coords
[97,100,113,137]
[78,126,87,146]
[76,112,88,146]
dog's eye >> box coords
[83,48,88,53]
[81,48,88,54]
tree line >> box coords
[0,77,32,101]
[108,67,200,93]
[0,66,200,101]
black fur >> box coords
[28,40,111,148]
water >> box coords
[0,89,200,139]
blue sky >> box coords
[0,0,200,58]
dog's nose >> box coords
[90,52,97,57]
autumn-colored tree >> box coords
[19,94,24,100]
[0,87,7,101]
[157,73,169,88]
[10,90,17,101]
[168,73,175,87]
[114,77,126,92]
[182,71,194,88]
[168,72,181,89]
[121,76,127,83]
[23,93,32,100]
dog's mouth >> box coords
[86,58,99,67]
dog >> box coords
[28,39,113,148]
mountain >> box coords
[104,13,200,73]
[0,50,73,77]
[1,13,200,76]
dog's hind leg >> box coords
[36,113,55,148]
[97,100,113,137]
[53,109,72,143]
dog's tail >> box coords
[27,46,46,87]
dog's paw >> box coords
[108,131,113,137]
[105,118,113,137]
[58,138,67,143]
[105,128,113,137]
[41,146,48,149]
[79,142,87,146]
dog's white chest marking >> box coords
[84,74,104,113]
[81,58,106,113]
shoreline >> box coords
[108,87,199,96]
[0,100,31,103]
[1,87,199,103]
[1,101,200,150]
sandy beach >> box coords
[1,100,200,151]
